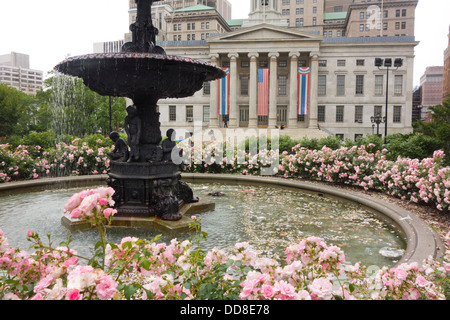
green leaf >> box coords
[123,284,138,300]
[141,259,150,271]
[184,281,192,290]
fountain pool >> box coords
[0,180,406,268]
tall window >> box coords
[375,75,384,95]
[203,105,210,122]
[169,105,176,121]
[394,75,403,95]
[355,75,364,94]
[336,105,344,122]
[355,105,363,123]
[278,76,287,95]
[393,106,402,123]
[374,105,382,117]
[203,81,210,95]
[318,105,325,122]
[186,106,193,121]
[240,75,249,95]
[318,75,327,95]
[336,75,345,95]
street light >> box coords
[374,58,403,144]
[370,115,386,137]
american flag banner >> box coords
[218,68,230,115]
[298,67,310,115]
[257,68,269,116]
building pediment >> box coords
[208,24,323,44]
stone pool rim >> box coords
[0,173,445,267]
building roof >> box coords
[324,12,347,21]
[226,19,243,27]
[172,4,215,13]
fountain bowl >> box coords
[54,52,225,99]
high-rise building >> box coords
[0,52,43,95]
[420,66,444,107]
[443,25,450,102]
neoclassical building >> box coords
[155,1,417,140]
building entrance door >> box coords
[239,106,249,127]
[277,105,287,126]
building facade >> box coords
[0,52,43,95]
[443,25,450,102]
[279,0,417,38]
[420,66,444,107]
[157,22,417,140]
[95,0,418,141]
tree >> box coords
[0,83,36,137]
[42,73,126,137]
[413,98,450,163]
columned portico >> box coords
[206,23,323,132]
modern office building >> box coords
[0,52,43,95]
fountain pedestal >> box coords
[106,161,198,220]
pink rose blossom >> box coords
[308,278,333,300]
[261,284,275,299]
[69,208,82,219]
[96,274,118,300]
[103,208,116,219]
[66,289,81,300]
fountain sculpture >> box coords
[55,0,225,221]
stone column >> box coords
[209,54,220,128]
[228,53,239,127]
[308,52,319,129]
[288,52,299,128]
[248,52,259,128]
[268,52,279,128]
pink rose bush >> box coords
[2,137,448,212]
[2,227,449,300]
[0,138,111,183]
[277,146,449,212]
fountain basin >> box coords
[0,174,444,267]
[54,53,225,99]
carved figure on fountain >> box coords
[107,131,130,162]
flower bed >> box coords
[1,160,449,300]
[0,138,112,183]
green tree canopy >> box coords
[413,98,450,162]
[0,83,36,137]
[41,72,127,136]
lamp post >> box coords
[370,115,386,137]
[374,57,403,144]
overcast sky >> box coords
[0,0,449,87]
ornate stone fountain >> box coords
[55,0,224,221]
